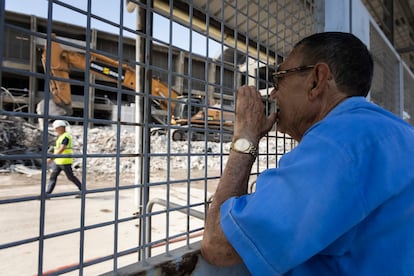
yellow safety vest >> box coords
[54,132,73,165]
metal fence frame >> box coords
[1,0,413,275]
[369,16,414,124]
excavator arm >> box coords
[63,50,136,90]
[41,37,178,115]
[41,39,72,112]
[40,36,233,142]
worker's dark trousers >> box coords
[46,163,82,194]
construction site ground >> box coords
[0,169,219,275]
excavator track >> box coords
[172,124,233,143]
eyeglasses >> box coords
[272,65,315,90]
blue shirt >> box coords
[221,97,414,275]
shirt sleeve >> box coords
[61,136,69,146]
[220,133,367,275]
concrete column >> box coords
[323,0,370,46]
[29,15,37,124]
[175,51,185,93]
[207,62,216,104]
[88,29,97,128]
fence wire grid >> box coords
[1,0,414,275]
[0,0,314,274]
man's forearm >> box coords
[201,150,256,266]
[201,85,277,266]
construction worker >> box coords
[46,120,82,197]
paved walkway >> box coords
[0,172,209,275]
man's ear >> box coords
[309,63,330,100]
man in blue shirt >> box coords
[201,32,414,275]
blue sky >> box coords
[5,0,221,58]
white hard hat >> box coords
[52,120,67,129]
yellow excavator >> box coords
[38,37,234,142]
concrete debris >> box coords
[69,126,294,174]
[13,164,42,176]
[0,116,55,171]
[0,118,295,175]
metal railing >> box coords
[369,18,414,124]
[145,197,205,257]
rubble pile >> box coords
[0,116,54,170]
[70,126,290,175]
[0,120,293,175]
[69,126,234,174]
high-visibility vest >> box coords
[54,132,73,165]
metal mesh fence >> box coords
[369,21,414,124]
[1,0,316,274]
[403,65,414,125]
[369,23,402,116]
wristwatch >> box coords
[230,138,258,158]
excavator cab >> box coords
[171,96,234,142]
[173,96,203,121]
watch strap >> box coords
[230,140,258,158]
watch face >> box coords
[235,138,250,151]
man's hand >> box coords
[234,86,278,144]
[201,86,277,266]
